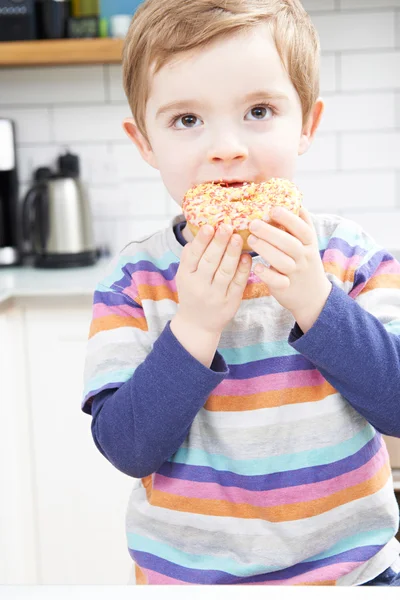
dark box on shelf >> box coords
[0,0,36,41]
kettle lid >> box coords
[34,167,53,182]
[58,151,80,178]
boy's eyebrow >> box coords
[155,90,289,119]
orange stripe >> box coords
[142,474,153,502]
[138,284,178,302]
[323,261,355,283]
[359,274,400,295]
[138,282,273,302]
[135,564,147,584]
[148,462,390,522]
[89,314,148,337]
[104,272,400,304]
[205,380,336,411]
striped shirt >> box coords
[82,212,400,585]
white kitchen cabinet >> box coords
[1,296,135,585]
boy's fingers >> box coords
[182,225,214,272]
[270,208,314,246]
[197,224,233,281]
[228,254,252,298]
[212,233,243,290]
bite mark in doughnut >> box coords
[182,178,303,251]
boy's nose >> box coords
[207,137,248,164]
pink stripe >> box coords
[93,302,143,319]
[142,567,190,584]
[350,259,400,298]
[216,368,325,396]
[323,249,360,272]
[350,279,372,298]
[373,259,400,276]
[247,561,361,585]
[153,446,387,507]
[140,562,360,585]
[122,268,262,296]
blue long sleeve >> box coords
[289,283,400,437]
[90,321,228,478]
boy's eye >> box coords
[245,105,274,121]
[173,114,202,129]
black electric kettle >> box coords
[22,151,98,268]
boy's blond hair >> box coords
[123,0,320,141]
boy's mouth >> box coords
[213,180,249,188]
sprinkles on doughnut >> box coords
[182,178,303,251]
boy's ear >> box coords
[298,98,324,156]
[122,118,158,169]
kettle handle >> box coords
[22,184,40,246]
[21,182,49,251]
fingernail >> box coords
[255,264,264,274]
[220,224,233,235]
[248,234,257,246]
[230,235,241,246]
[271,208,282,218]
[250,220,261,232]
[203,225,213,236]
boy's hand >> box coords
[175,224,252,335]
[247,206,332,333]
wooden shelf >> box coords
[0,38,124,67]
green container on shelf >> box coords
[71,0,99,17]
[68,0,100,38]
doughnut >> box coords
[182,178,303,251]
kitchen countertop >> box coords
[0,258,112,306]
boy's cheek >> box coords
[160,162,195,199]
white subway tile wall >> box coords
[0,0,399,255]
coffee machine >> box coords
[0,118,21,266]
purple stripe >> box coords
[258,546,381,583]
[93,289,142,309]
[129,544,382,584]
[228,353,315,379]
[352,249,394,291]
[158,432,381,490]
[130,549,231,584]
[113,260,178,289]
[258,544,381,582]
[324,236,366,260]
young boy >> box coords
[82,0,400,586]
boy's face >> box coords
[124,24,323,218]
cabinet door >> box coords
[24,301,135,585]
[0,303,38,584]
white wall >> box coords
[0,0,399,256]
